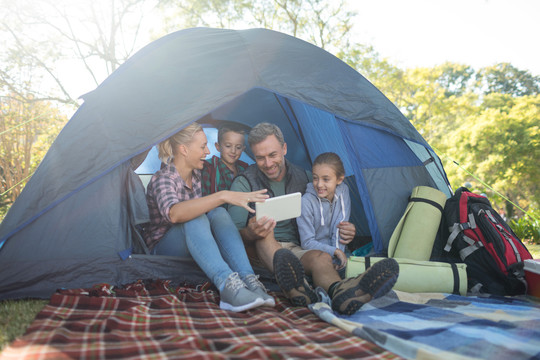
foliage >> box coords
[0,0,538,227]
[0,299,48,351]
[476,63,540,97]
[0,0,155,216]
[343,59,540,218]
[158,0,356,52]
[0,0,160,105]
[526,243,540,259]
[337,44,408,108]
[0,95,68,211]
[511,209,540,244]
[439,94,540,217]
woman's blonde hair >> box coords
[158,122,203,164]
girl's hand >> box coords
[337,221,355,244]
[334,249,347,270]
[227,189,269,212]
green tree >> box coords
[158,0,356,51]
[476,63,540,97]
[0,0,159,105]
[386,63,478,144]
[442,94,540,218]
[0,0,159,217]
[0,95,68,219]
[436,62,475,97]
[337,44,409,109]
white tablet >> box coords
[255,192,302,222]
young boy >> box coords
[202,122,249,195]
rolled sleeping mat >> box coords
[388,186,447,260]
[346,256,468,296]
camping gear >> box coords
[524,259,540,298]
[440,187,532,296]
[0,28,452,299]
[387,186,447,260]
[312,289,540,360]
[346,256,467,295]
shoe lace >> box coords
[245,274,266,291]
[225,272,245,292]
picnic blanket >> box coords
[0,280,400,360]
[311,290,540,360]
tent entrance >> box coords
[133,87,373,250]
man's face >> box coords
[251,134,287,182]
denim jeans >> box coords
[154,207,254,291]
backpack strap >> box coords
[445,213,477,252]
[458,234,483,260]
[481,208,523,264]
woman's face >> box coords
[183,130,210,170]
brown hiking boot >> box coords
[331,258,399,315]
[273,248,318,307]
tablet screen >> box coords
[255,192,301,222]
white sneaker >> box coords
[219,273,265,312]
[244,274,276,307]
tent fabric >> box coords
[0,27,452,299]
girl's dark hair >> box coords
[313,152,345,178]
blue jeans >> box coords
[153,207,254,291]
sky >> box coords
[53,0,540,101]
[348,0,540,76]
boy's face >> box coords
[215,131,245,168]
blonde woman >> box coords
[144,122,274,312]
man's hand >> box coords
[242,215,276,241]
[337,221,355,244]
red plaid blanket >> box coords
[1,280,399,359]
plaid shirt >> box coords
[144,162,202,250]
[201,155,248,195]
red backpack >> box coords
[439,187,532,295]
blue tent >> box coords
[0,28,452,299]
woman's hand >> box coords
[225,189,269,213]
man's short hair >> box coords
[248,122,285,148]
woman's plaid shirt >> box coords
[144,162,202,250]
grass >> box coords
[0,299,48,351]
[525,241,540,258]
[0,243,538,352]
